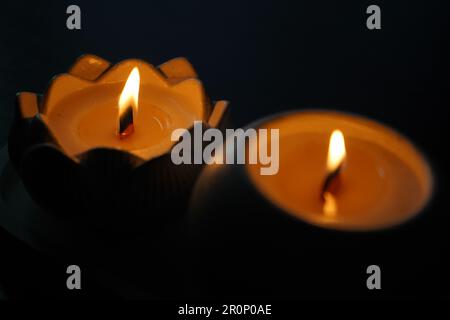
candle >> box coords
[41,59,208,160]
[246,111,433,231]
[190,111,433,235]
[186,110,437,299]
[2,53,230,298]
[8,54,229,221]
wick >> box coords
[118,105,134,139]
[321,164,343,201]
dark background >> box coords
[0,0,449,299]
[1,0,449,146]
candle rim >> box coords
[243,109,434,232]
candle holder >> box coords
[1,54,229,298]
[186,110,446,299]
[4,54,229,256]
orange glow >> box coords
[119,67,140,117]
[327,129,346,173]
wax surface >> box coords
[246,112,433,231]
[44,82,199,160]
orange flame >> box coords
[323,192,337,217]
[322,130,346,216]
[119,67,140,117]
[327,129,346,173]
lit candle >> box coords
[187,110,436,299]
[3,55,230,298]
[191,111,433,232]
[8,54,229,217]
[41,59,208,160]
[246,111,433,231]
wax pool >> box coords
[246,111,433,231]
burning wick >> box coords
[118,67,140,139]
[321,130,346,215]
[119,107,134,138]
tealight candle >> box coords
[187,110,436,299]
[2,54,230,298]
[246,111,433,231]
[190,110,433,234]
[8,54,228,229]
[42,59,208,160]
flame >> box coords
[119,67,140,116]
[326,129,346,173]
[323,192,337,217]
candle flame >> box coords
[323,191,337,217]
[119,67,140,116]
[327,129,346,173]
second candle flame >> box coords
[322,129,346,217]
[327,129,346,173]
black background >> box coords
[0,0,450,300]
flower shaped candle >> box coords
[8,54,228,230]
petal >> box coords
[69,54,111,81]
[158,57,197,84]
[8,114,57,170]
[15,92,39,119]
[98,59,168,88]
[19,143,80,213]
